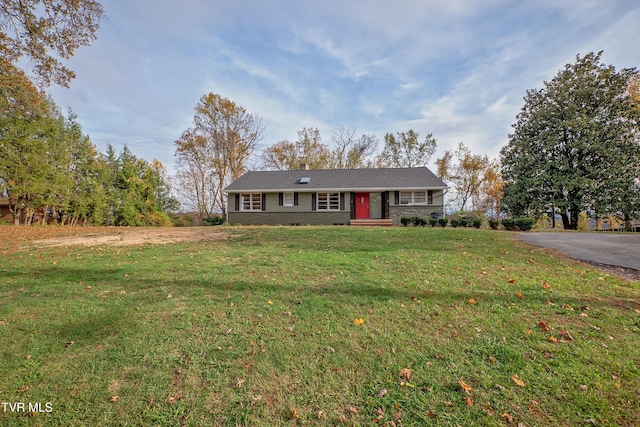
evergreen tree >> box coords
[500,52,640,229]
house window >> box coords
[399,191,430,205]
[283,192,294,207]
[241,193,262,211]
[317,192,340,210]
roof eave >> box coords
[224,186,449,193]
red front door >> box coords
[355,193,370,219]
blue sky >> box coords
[49,0,640,174]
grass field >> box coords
[0,226,638,426]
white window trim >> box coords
[283,192,294,207]
[399,191,430,206]
[240,193,262,211]
[317,192,341,211]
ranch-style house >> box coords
[224,166,447,226]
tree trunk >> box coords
[25,207,34,226]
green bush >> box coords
[429,218,438,227]
[413,217,427,227]
[401,216,412,227]
[450,219,459,228]
[488,219,499,230]
[203,216,225,226]
[501,218,535,231]
[514,217,536,231]
[438,218,449,227]
[501,218,517,231]
[472,218,482,229]
[459,218,468,227]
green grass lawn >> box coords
[1,226,638,426]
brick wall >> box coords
[389,206,443,226]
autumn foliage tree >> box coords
[437,142,495,212]
[0,0,104,87]
[476,162,503,220]
[262,127,331,170]
[175,93,265,217]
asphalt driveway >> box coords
[515,232,640,273]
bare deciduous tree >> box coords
[330,125,378,169]
[377,129,437,168]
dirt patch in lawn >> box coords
[0,226,232,253]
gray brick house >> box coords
[224,166,447,226]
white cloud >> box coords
[43,0,640,178]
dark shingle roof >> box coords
[224,167,447,192]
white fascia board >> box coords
[225,186,448,193]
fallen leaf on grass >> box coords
[549,336,558,343]
[541,282,552,290]
[538,321,550,332]
[17,385,32,393]
[515,292,523,299]
[559,330,574,341]
[399,368,412,380]
[459,380,472,393]
[166,392,182,404]
[348,406,359,414]
[291,408,299,419]
[109,395,119,403]
[502,412,515,423]
[489,356,497,363]
[353,318,365,325]
[378,388,388,398]
[464,397,473,407]
[65,341,75,348]
[468,298,477,304]
[511,374,525,387]
[508,278,516,283]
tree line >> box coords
[1,60,178,226]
